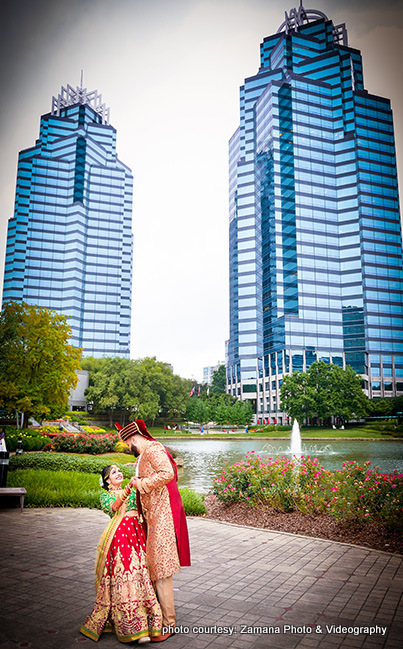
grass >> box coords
[6,468,206,515]
[7,469,102,508]
[150,425,400,439]
[299,428,392,439]
[148,427,395,439]
[79,452,138,464]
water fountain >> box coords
[290,419,302,456]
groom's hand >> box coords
[130,477,139,489]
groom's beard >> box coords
[130,442,140,457]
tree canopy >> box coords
[210,365,226,394]
[186,393,253,426]
[280,361,368,424]
[0,301,82,424]
[81,356,192,426]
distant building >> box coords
[203,362,225,385]
[68,370,89,411]
[2,83,133,357]
[227,5,403,423]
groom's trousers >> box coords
[154,576,175,626]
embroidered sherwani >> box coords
[136,441,181,581]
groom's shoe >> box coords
[150,631,175,642]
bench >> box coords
[0,487,27,512]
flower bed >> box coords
[212,452,403,530]
[81,425,107,433]
[49,432,119,454]
[9,452,136,478]
[2,427,49,452]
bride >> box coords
[80,464,162,643]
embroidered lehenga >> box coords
[80,489,162,643]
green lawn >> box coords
[75,424,397,439]
[147,427,396,439]
[7,468,206,514]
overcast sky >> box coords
[0,0,402,381]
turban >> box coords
[117,419,155,443]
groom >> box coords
[118,420,191,643]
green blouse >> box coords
[100,487,137,518]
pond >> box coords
[164,438,403,493]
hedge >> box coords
[9,452,137,478]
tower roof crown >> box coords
[51,82,110,125]
[277,3,347,46]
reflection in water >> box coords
[165,438,403,493]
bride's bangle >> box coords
[121,485,131,502]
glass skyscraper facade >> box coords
[3,84,133,357]
[227,5,403,422]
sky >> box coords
[0,0,402,381]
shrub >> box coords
[365,420,397,433]
[3,427,48,452]
[116,440,132,454]
[9,452,137,478]
[52,432,118,454]
[178,488,206,516]
[81,425,107,433]
[213,452,403,529]
[248,424,292,433]
[37,426,66,437]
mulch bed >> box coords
[204,495,403,555]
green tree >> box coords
[280,371,317,424]
[186,393,253,427]
[366,398,394,418]
[214,396,231,425]
[0,301,82,425]
[83,356,192,427]
[280,361,368,424]
[331,364,368,422]
[210,365,226,394]
[83,357,137,427]
[186,397,210,425]
[230,398,253,426]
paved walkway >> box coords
[0,508,402,649]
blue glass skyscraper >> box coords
[2,84,133,357]
[227,5,403,422]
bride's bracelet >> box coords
[120,484,132,503]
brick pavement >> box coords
[0,508,402,649]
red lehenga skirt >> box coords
[80,514,162,642]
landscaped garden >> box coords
[3,420,403,553]
[206,451,403,554]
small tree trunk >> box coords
[22,412,32,428]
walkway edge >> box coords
[195,515,403,557]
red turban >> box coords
[118,419,155,442]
